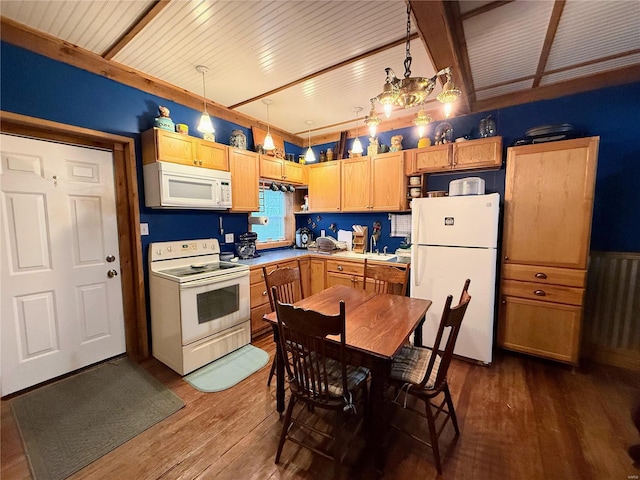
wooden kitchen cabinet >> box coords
[260,156,305,184]
[307,161,341,212]
[229,148,260,211]
[142,127,229,170]
[325,259,365,289]
[405,136,502,174]
[497,137,599,365]
[197,138,229,170]
[341,152,406,212]
[407,143,452,174]
[298,257,311,298]
[452,136,502,170]
[249,260,298,338]
[309,258,325,295]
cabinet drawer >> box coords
[326,259,363,276]
[250,281,270,307]
[498,295,581,364]
[502,264,586,287]
[251,303,273,337]
[501,280,584,306]
[326,272,364,289]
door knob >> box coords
[106,255,116,262]
[107,269,118,278]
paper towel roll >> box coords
[248,216,269,225]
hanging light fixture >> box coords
[413,105,432,138]
[305,120,316,163]
[262,98,275,151]
[351,107,363,155]
[372,3,461,119]
[195,65,215,137]
[364,99,382,138]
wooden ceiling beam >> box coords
[102,0,171,60]
[473,63,640,112]
[533,0,566,88]
[0,16,305,146]
[409,0,472,114]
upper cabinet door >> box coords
[341,157,371,211]
[142,128,195,166]
[260,156,284,180]
[502,137,599,269]
[308,162,340,212]
[283,161,304,185]
[197,140,229,170]
[453,136,502,170]
[412,144,452,173]
[229,149,259,212]
[371,151,404,211]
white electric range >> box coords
[148,238,250,375]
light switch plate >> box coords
[225,233,234,243]
[140,223,149,235]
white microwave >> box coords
[143,161,232,209]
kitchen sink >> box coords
[330,251,397,261]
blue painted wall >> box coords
[2,42,639,255]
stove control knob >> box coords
[167,246,172,252]
[156,249,162,255]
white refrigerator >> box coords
[411,193,500,364]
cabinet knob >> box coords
[535,272,547,279]
[504,256,509,261]
[534,289,546,296]
[262,290,268,296]
[337,265,343,271]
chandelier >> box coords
[372,3,461,119]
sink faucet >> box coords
[383,246,388,254]
[370,235,376,253]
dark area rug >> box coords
[11,356,184,480]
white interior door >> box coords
[1,134,125,395]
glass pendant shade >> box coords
[263,132,275,150]
[351,137,363,154]
[198,111,214,133]
[305,146,315,163]
[262,98,275,151]
[364,101,381,137]
[195,65,215,134]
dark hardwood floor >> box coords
[2,335,639,479]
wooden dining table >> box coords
[263,284,432,471]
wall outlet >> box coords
[225,233,234,243]
[140,223,149,236]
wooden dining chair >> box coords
[387,279,471,475]
[362,258,410,296]
[263,260,305,386]
[272,288,369,480]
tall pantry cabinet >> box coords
[497,137,599,365]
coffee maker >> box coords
[236,232,259,259]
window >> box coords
[251,185,294,249]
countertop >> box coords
[235,247,409,267]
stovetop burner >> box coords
[160,262,240,278]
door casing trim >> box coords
[1,110,148,359]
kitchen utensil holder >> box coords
[352,227,368,254]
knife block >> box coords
[352,227,368,254]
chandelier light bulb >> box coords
[413,106,432,138]
[444,103,453,118]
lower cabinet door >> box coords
[498,295,582,365]
[250,303,272,338]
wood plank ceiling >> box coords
[1,0,639,146]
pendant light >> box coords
[305,120,316,163]
[364,99,382,138]
[413,105,432,138]
[262,98,275,151]
[351,106,363,155]
[195,65,215,135]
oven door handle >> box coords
[179,270,248,289]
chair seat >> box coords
[300,354,369,398]
[390,344,441,390]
